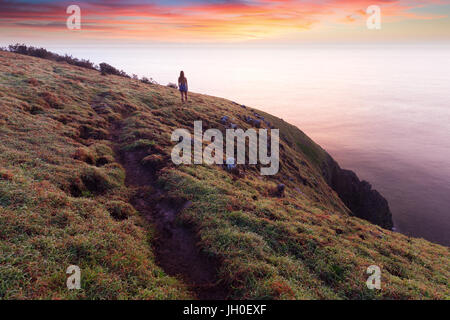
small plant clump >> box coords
[99,62,130,78]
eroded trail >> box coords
[110,121,228,300]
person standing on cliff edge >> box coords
[178,71,188,103]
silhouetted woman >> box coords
[178,71,188,103]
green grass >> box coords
[0,50,448,300]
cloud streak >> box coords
[0,0,448,41]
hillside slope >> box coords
[0,51,448,299]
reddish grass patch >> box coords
[27,78,39,86]
[0,169,14,181]
[39,91,62,109]
[73,148,95,165]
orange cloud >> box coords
[0,0,448,42]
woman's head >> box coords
[180,71,185,78]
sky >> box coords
[0,0,449,46]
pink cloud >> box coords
[0,0,448,41]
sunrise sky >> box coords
[0,0,449,46]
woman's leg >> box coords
[184,91,188,102]
[180,91,184,103]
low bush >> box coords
[99,62,130,78]
[8,44,96,70]
[6,44,135,79]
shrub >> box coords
[5,44,153,81]
[8,44,96,70]
[58,54,96,70]
[99,62,130,78]
[167,82,178,89]
[8,44,28,55]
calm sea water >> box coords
[55,44,450,246]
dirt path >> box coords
[110,121,228,300]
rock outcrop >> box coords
[322,154,394,229]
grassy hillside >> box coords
[0,50,448,299]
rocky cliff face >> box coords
[322,154,394,229]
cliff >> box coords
[322,155,393,229]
